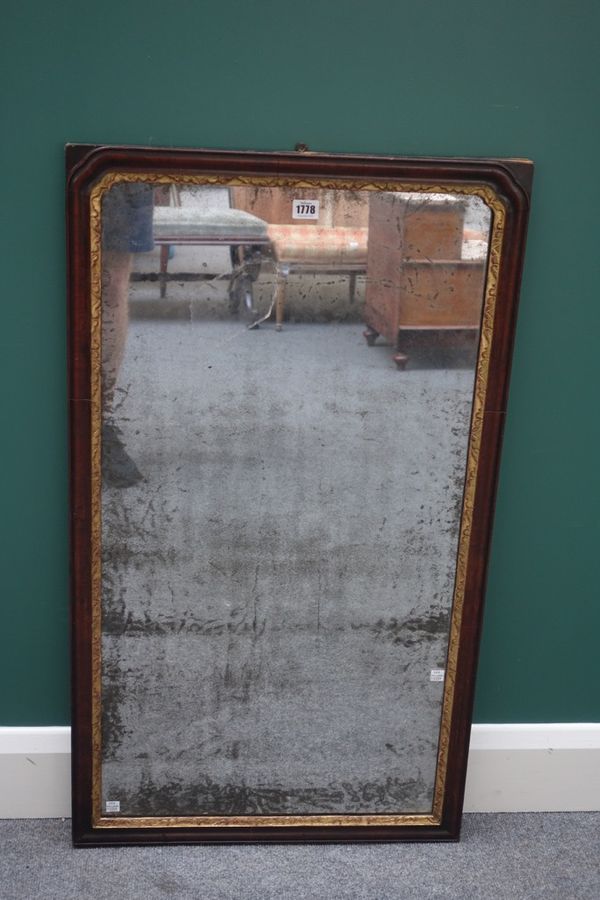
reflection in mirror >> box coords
[99,182,491,817]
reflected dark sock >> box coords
[102,420,144,488]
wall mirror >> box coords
[67,145,532,845]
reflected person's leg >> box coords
[102,250,132,405]
[101,250,143,488]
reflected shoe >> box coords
[102,421,144,488]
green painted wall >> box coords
[2,0,598,725]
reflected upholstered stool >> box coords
[266,224,368,330]
[152,206,270,313]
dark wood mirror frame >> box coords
[67,144,532,846]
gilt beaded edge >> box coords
[87,170,506,830]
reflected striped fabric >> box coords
[267,225,368,264]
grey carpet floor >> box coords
[1,814,598,899]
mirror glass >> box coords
[99,181,491,817]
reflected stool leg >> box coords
[159,244,169,299]
[349,272,357,305]
[275,263,289,332]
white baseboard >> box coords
[0,727,71,818]
[464,723,600,812]
[1,724,599,818]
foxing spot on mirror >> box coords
[68,146,532,844]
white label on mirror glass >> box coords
[292,199,320,220]
[105,800,121,813]
[430,669,445,683]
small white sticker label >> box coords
[292,199,320,220]
[430,669,445,683]
[105,800,121,813]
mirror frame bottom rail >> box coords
[67,144,532,846]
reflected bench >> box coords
[266,224,369,330]
[152,206,270,313]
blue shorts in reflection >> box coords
[102,183,154,253]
